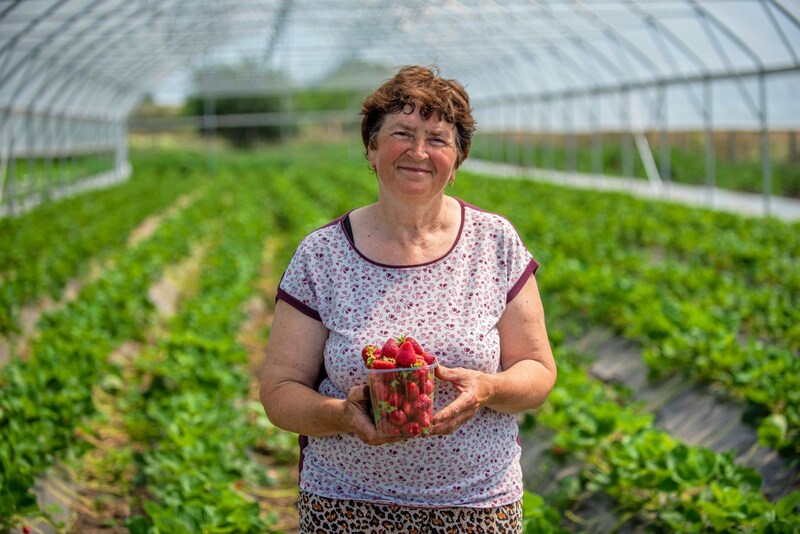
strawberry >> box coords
[361,344,379,363]
[395,340,417,367]
[406,336,424,355]
[387,390,403,409]
[420,377,435,395]
[402,421,422,435]
[372,380,389,402]
[381,338,399,359]
[414,393,432,411]
[416,411,432,428]
[365,335,436,437]
[389,409,407,425]
[406,381,420,401]
[414,368,430,382]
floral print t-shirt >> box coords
[276,197,538,508]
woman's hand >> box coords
[345,384,406,446]
[429,365,494,435]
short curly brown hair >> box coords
[360,65,476,168]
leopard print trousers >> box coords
[298,491,523,533]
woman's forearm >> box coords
[484,359,556,414]
[261,379,350,437]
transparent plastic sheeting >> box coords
[2,0,800,157]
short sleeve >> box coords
[500,218,538,303]
[276,236,323,322]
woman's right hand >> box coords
[345,385,405,446]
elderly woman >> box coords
[260,65,556,533]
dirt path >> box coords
[578,328,800,500]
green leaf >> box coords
[775,490,800,518]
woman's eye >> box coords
[393,131,412,139]
[429,138,446,146]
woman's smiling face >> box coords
[368,104,458,202]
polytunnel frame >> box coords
[0,0,132,215]
[1,0,799,218]
[468,0,800,218]
[0,0,253,216]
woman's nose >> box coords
[407,137,428,159]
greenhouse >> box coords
[1,1,799,532]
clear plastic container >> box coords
[366,363,437,437]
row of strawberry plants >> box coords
[528,347,800,532]
[0,158,232,529]
[0,150,203,336]
[454,169,800,455]
[114,158,281,532]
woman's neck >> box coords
[349,196,460,265]
[372,195,453,244]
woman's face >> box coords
[368,104,458,202]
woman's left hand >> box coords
[429,364,493,435]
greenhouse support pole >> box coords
[621,89,634,186]
[590,91,602,175]
[703,78,715,206]
[491,105,502,163]
[515,100,523,167]
[657,83,671,185]
[203,96,217,175]
[45,114,54,202]
[26,109,35,204]
[5,137,16,216]
[524,100,535,169]
[565,95,576,176]
[117,121,128,179]
[759,72,772,216]
[545,97,554,170]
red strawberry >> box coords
[420,377,434,395]
[414,368,430,382]
[361,344,379,363]
[387,391,403,409]
[422,352,437,365]
[414,393,432,411]
[406,336,424,355]
[371,359,397,370]
[406,381,420,401]
[395,341,417,367]
[381,338,399,359]
[389,410,407,425]
[372,380,389,402]
[402,421,422,435]
[416,411,432,428]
